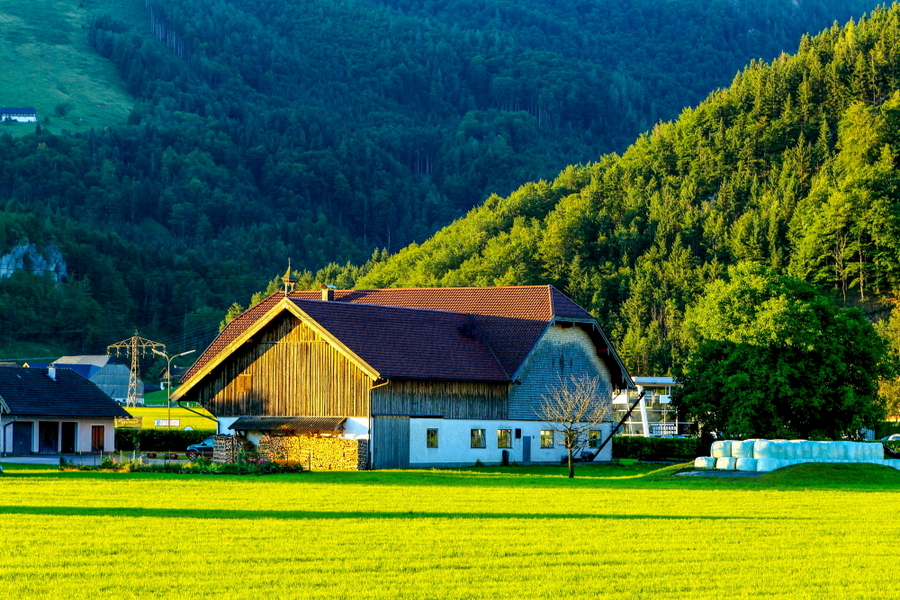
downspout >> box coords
[638,386,650,437]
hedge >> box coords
[612,436,707,462]
[115,429,216,452]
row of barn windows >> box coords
[425,428,603,449]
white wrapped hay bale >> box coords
[756,458,782,472]
[811,442,829,461]
[791,440,813,459]
[864,443,883,461]
[735,457,758,471]
[711,441,732,458]
[694,456,716,469]
[753,440,775,459]
[731,440,755,458]
[716,457,737,470]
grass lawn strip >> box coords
[0,463,896,598]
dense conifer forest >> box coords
[0,0,887,358]
[353,6,900,377]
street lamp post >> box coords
[152,349,195,431]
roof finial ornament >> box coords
[282,259,298,295]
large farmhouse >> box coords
[0,366,130,455]
[172,285,634,469]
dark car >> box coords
[186,437,216,460]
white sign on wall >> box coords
[155,419,180,427]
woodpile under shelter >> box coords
[172,285,634,469]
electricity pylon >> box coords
[107,332,166,407]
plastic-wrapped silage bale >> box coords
[735,457,758,471]
[694,456,716,469]
[811,441,829,461]
[711,441,732,458]
[716,457,737,470]
[753,440,775,459]
[731,440,755,458]
[865,442,883,461]
[756,457,782,472]
[826,442,842,460]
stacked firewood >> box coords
[213,435,249,463]
[259,434,368,470]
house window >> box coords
[426,428,439,448]
[540,430,554,448]
[588,430,601,448]
[236,373,252,393]
[470,429,486,448]
[497,429,512,448]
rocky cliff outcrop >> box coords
[0,242,67,282]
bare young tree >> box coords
[537,374,614,478]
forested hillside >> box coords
[0,0,883,356]
[353,6,900,375]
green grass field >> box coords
[0,0,144,136]
[125,405,217,430]
[0,462,898,599]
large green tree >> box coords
[672,263,890,439]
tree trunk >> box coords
[568,447,575,478]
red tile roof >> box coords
[182,285,607,385]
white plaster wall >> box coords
[409,417,612,466]
[343,417,370,439]
[0,418,116,453]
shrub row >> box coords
[612,436,707,461]
[876,422,900,439]
[115,428,215,452]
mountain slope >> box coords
[0,0,888,356]
[356,7,900,375]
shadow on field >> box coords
[0,506,764,521]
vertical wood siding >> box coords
[190,313,373,417]
[371,380,508,419]
[372,416,410,469]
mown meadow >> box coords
[0,462,897,599]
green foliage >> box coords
[360,7,900,382]
[612,436,705,461]
[4,464,900,598]
[673,263,890,439]
[0,0,885,355]
[114,428,215,452]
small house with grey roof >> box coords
[0,367,130,455]
[172,285,634,469]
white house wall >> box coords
[0,418,117,453]
[408,417,612,466]
[508,324,613,420]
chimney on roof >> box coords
[48,366,56,381]
[321,284,336,301]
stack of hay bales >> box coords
[693,439,899,472]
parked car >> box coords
[186,437,216,460]
[880,434,900,442]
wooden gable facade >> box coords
[186,309,373,418]
[180,301,513,422]
[173,286,634,469]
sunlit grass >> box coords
[125,406,217,430]
[0,0,142,137]
[0,463,898,598]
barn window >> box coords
[470,429,486,448]
[588,430,601,448]
[497,429,511,448]
[540,430,554,448]
[426,428,439,448]
[236,373,252,393]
